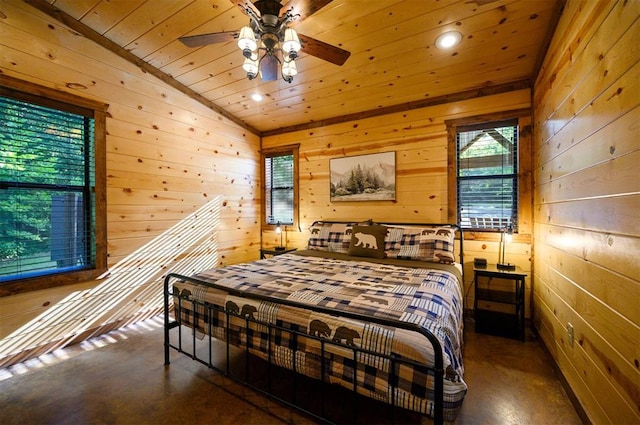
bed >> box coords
[164,221,467,424]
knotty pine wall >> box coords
[262,89,533,314]
[0,2,260,364]
[532,0,639,423]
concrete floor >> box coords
[0,316,584,425]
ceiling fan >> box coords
[178,0,351,82]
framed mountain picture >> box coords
[330,152,396,201]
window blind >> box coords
[456,120,518,231]
[0,95,95,282]
[264,152,294,225]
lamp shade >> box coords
[275,221,285,250]
[281,59,297,77]
[497,227,516,270]
[282,28,301,54]
[242,57,258,79]
[505,230,513,243]
[238,26,257,52]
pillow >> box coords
[431,227,456,264]
[307,222,354,253]
[384,226,456,263]
[348,225,387,258]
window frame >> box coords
[261,144,299,232]
[0,75,107,297]
[446,109,532,241]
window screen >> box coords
[264,152,294,225]
[457,119,518,231]
[0,95,96,283]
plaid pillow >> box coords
[307,222,354,253]
[385,226,455,263]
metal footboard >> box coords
[164,272,445,425]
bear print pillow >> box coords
[348,225,387,258]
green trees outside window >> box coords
[0,95,96,282]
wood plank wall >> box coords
[0,2,260,363]
[262,89,533,314]
[532,0,640,423]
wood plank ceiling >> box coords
[29,0,563,135]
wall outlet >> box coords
[567,323,574,347]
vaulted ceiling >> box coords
[30,0,563,135]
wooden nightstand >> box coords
[473,264,526,341]
[260,248,297,259]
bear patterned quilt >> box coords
[172,251,468,421]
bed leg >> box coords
[433,366,444,425]
[164,274,171,365]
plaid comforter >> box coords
[172,251,467,420]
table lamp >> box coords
[497,226,516,270]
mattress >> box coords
[172,250,467,420]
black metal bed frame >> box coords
[163,222,463,424]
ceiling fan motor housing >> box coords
[253,0,283,17]
[261,13,279,28]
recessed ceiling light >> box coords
[435,31,462,49]
[251,93,263,102]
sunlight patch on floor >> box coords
[0,315,164,382]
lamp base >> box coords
[274,246,286,251]
[497,262,516,271]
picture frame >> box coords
[330,152,396,201]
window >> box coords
[447,111,531,235]
[262,145,299,227]
[457,119,518,231]
[0,77,106,295]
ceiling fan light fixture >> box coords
[281,59,297,82]
[435,31,462,49]
[242,57,259,80]
[179,1,351,85]
[235,3,302,83]
[238,26,257,52]
[282,28,301,56]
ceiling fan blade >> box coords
[260,55,279,81]
[179,31,238,48]
[298,33,350,66]
[281,0,333,21]
[231,0,261,17]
